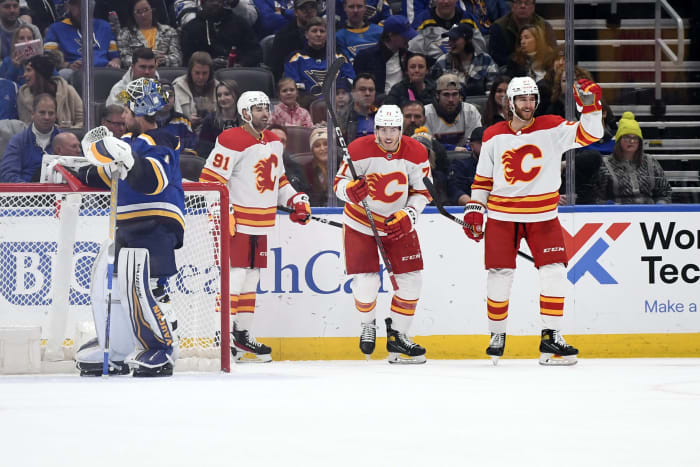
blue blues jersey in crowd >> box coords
[336,23,383,63]
[284,49,356,95]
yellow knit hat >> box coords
[615,111,643,141]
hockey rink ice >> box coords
[1,358,699,466]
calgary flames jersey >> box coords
[471,113,603,222]
[334,135,432,236]
[200,127,297,235]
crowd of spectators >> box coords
[0,0,678,206]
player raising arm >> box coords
[334,104,432,364]
[74,78,184,376]
[199,91,311,363]
[463,76,604,365]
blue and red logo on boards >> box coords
[563,223,631,285]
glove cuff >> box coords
[464,201,486,214]
[289,192,309,206]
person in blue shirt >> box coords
[0,93,60,182]
[0,76,17,119]
[336,0,383,63]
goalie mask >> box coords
[119,78,167,117]
[237,91,270,124]
[506,76,539,115]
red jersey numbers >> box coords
[366,172,407,203]
[212,153,230,171]
[502,144,543,185]
[254,154,278,193]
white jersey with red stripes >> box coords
[199,126,297,235]
[471,112,603,222]
[334,135,432,236]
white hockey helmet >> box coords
[237,91,270,123]
[506,76,539,112]
[374,104,403,135]
[118,78,167,116]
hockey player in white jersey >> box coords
[463,76,604,365]
[199,91,311,363]
[334,104,432,364]
[74,78,184,376]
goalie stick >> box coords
[422,177,534,263]
[277,205,343,228]
[323,57,399,291]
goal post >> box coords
[0,181,231,373]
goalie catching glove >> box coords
[385,207,417,241]
[287,192,311,225]
[463,201,485,242]
[345,176,369,204]
[81,126,134,179]
[573,78,603,114]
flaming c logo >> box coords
[254,154,278,193]
[502,144,543,185]
[366,172,407,203]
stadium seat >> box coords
[180,152,205,181]
[71,67,125,104]
[446,150,473,162]
[261,35,275,69]
[0,119,26,161]
[214,67,275,97]
[464,94,488,113]
[156,67,187,84]
[285,126,312,155]
[289,152,313,166]
[309,99,327,124]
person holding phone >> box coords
[0,24,40,85]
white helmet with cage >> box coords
[237,91,270,123]
[506,76,539,113]
[374,104,403,136]
[119,78,167,116]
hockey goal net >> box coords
[0,181,230,372]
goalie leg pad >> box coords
[126,349,174,377]
[118,248,175,359]
[75,338,131,376]
[87,240,136,359]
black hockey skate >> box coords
[232,325,272,363]
[385,318,426,364]
[539,329,578,366]
[76,360,131,377]
[132,362,174,377]
[359,320,377,359]
[486,332,506,366]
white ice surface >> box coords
[1,359,699,467]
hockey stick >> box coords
[277,205,343,228]
[422,177,534,263]
[323,57,399,291]
[102,167,119,376]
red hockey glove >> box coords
[463,201,485,242]
[573,78,603,113]
[288,192,311,225]
[345,176,369,204]
[385,207,417,241]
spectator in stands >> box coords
[253,0,294,38]
[118,0,183,69]
[430,23,498,96]
[560,149,602,205]
[462,0,499,35]
[410,125,448,204]
[284,17,355,102]
[44,0,121,76]
[0,0,40,61]
[51,131,81,157]
[93,0,179,29]
[409,0,486,63]
[270,0,318,81]
[293,125,335,206]
[482,74,509,126]
[384,53,435,108]
[334,0,389,26]
[270,76,313,128]
[488,0,556,67]
[25,0,59,35]
[336,0,383,64]
[544,65,593,119]
[341,72,378,141]
[593,112,671,204]
[335,77,353,127]
[17,54,83,129]
[424,73,481,149]
[0,76,17,119]
[99,104,126,138]
[106,47,158,106]
[156,80,198,151]
[402,101,449,190]
[0,93,60,182]
[198,79,240,156]
[0,24,41,86]
[173,51,218,130]
[504,24,556,83]
[181,0,262,68]
[354,15,415,95]
[447,125,482,205]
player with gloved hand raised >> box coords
[334,104,433,364]
[199,90,311,363]
[466,76,604,366]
